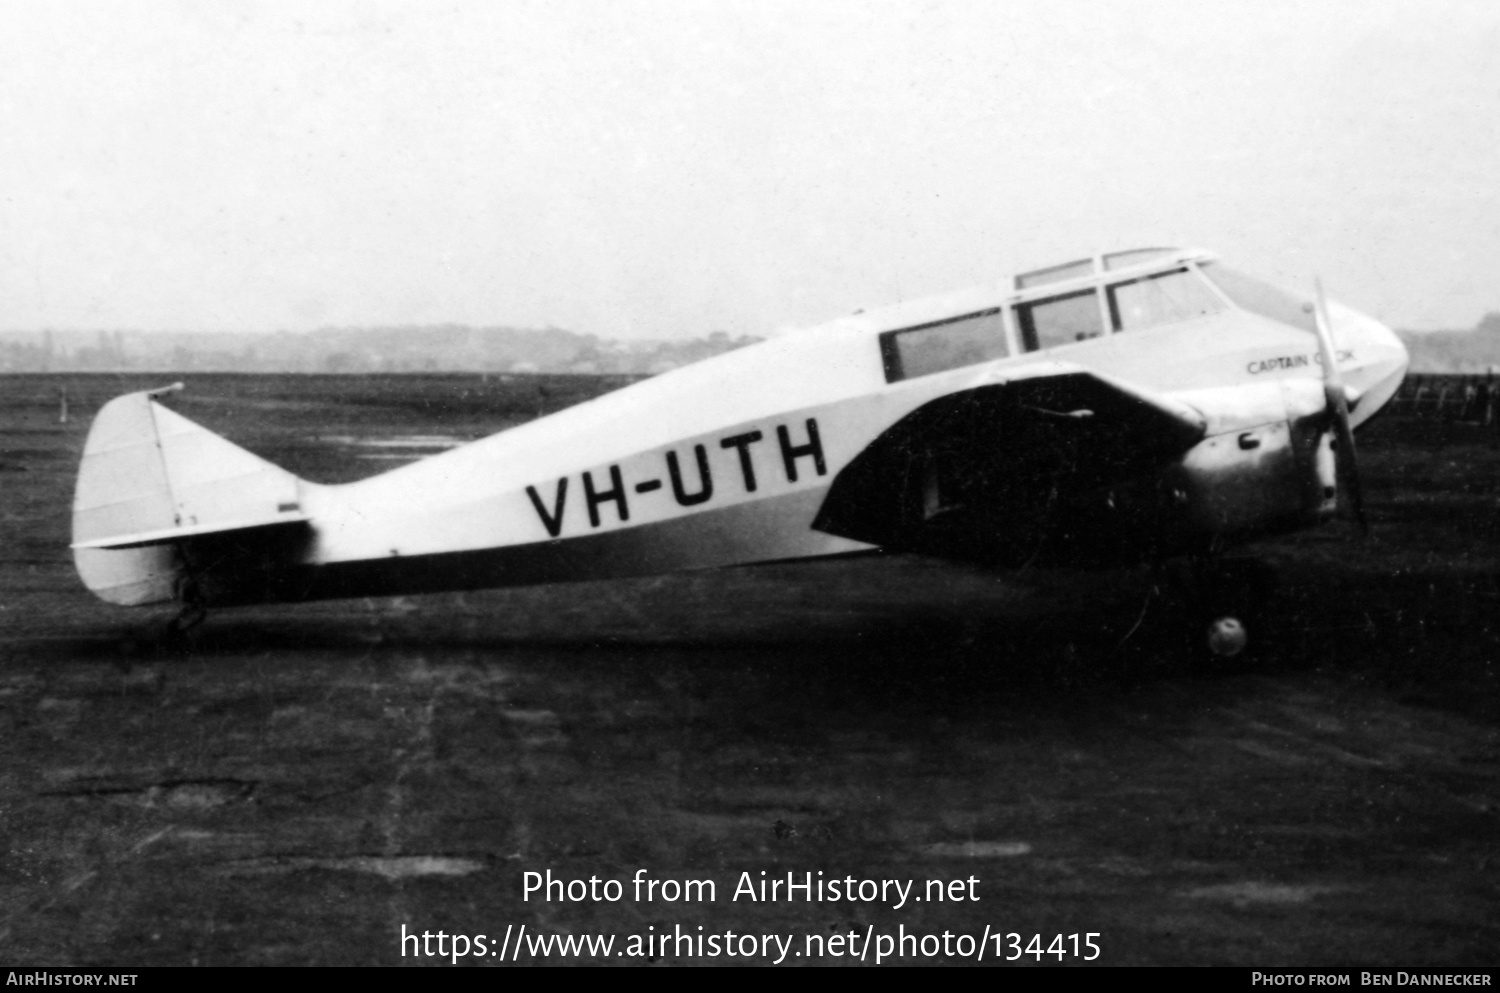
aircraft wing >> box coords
[813,362,1210,566]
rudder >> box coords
[72,385,307,606]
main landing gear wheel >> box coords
[1151,557,1276,672]
[1206,615,1248,659]
[1189,558,1276,671]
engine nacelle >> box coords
[1168,379,1338,540]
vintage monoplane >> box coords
[72,247,1408,655]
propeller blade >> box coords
[1312,279,1368,534]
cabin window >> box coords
[879,309,1007,382]
[1015,289,1103,351]
[1198,262,1317,334]
[1016,258,1094,289]
[1107,268,1225,332]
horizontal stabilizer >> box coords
[72,512,310,551]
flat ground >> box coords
[1,373,1497,966]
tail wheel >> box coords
[167,573,209,637]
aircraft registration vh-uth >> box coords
[72,247,1408,656]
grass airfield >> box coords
[1,373,1497,966]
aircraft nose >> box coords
[1328,301,1409,427]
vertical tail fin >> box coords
[72,386,307,606]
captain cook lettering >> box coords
[1247,349,1353,374]
[524,418,827,538]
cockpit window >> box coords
[1016,289,1104,351]
[880,309,1007,382]
[1198,261,1316,334]
[1107,268,1225,332]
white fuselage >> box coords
[71,247,1410,607]
[291,252,1406,596]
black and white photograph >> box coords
[1,0,1497,970]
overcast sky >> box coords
[0,0,1495,338]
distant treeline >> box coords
[0,325,761,375]
[1396,324,1500,374]
[3,316,1499,375]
